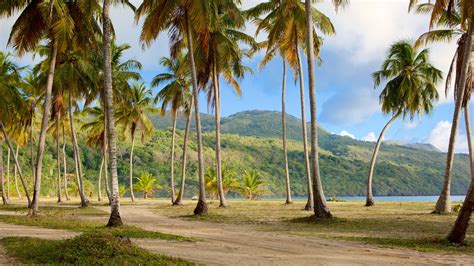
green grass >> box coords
[0,204,193,242]
[155,199,474,254]
[1,232,192,265]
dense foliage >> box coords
[5,110,469,199]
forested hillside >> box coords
[8,110,470,198]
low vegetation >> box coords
[1,232,192,265]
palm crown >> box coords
[372,40,442,120]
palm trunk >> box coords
[281,61,292,204]
[185,10,207,215]
[31,40,58,216]
[98,154,104,202]
[13,145,21,199]
[0,122,31,207]
[174,99,193,206]
[62,124,70,201]
[103,112,111,204]
[213,60,227,208]
[30,109,36,184]
[305,0,332,219]
[447,105,474,243]
[104,0,123,226]
[69,101,88,207]
[0,143,9,205]
[56,114,62,203]
[129,130,136,202]
[434,19,473,215]
[446,20,474,241]
[170,113,177,203]
[296,47,314,211]
[366,115,398,206]
[6,145,9,200]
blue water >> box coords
[261,195,467,202]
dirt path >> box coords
[91,204,474,265]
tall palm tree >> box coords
[247,0,335,210]
[305,0,348,218]
[366,40,442,206]
[136,0,212,215]
[197,1,256,208]
[410,0,473,215]
[0,51,31,207]
[173,96,193,206]
[116,82,155,202]
[0,141,7,205]
[0,0,97,216]
[102,0,122,226]
[152,54,191,204]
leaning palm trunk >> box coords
[174,99,193,206]
[185,11,207,215]
[31,41,58,216]
[170,113,177,203]
[447,106,474,243]
[366,115,398,206]
[62,125,70,201]
[305,0,332,218]
[434,19,473,215]
[213,62,227,208]
[56,115,62,203]
[69,102,88,207]
[0,143,9,205]
[296,47,314,211]
[13,145,21,199]
[281,62,292,205]
[0,122,31,207]
[129,131,136,202]
[103,0,123,226]
[446,20,474,242]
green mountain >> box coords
[8,110,470,199]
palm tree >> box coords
[116,82,155,202]
[305,0,348,218]
[173,97,193,206]
[152,54,191,204]
[409,0,473,215]
[102,0,123,226]
[0,51,31,207]
[136,0,212,215]
[82,106,110,202]
[366,40,442,206]
[134,172,162,199]
[239,169,268,200]
[49,93,67,203]
[247,0,335,210]
[196,2,256,208]
[0,0,97,216]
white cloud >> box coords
[339,130,355,139]
[319,87,379,125]
[426,121,468,153]
[363,132,377,142]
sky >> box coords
[0,0,470,153]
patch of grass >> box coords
[1,232,192,265]
[155,200,474,254]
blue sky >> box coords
[0,0,470,153]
